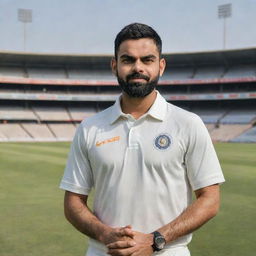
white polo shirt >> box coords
[60,91,225,254]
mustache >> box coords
[126,72,150,82]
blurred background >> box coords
[0,1,255,256]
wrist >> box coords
[147,233,154,245]
[148,233,154,253]
[98,226,113,244]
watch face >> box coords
[155,236,166,249]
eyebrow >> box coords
[120,54,135,60]
[120,54,157,60]
[141,55,157,60]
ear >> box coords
[111,58,117,76]
[159,58,166,77]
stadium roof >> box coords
[0,48,256,68]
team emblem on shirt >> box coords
[154,134,172,150]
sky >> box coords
[0,0,256,55]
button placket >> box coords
[127,118,139,149]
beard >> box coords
[117,71,160,98]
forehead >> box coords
[117,38,159,58]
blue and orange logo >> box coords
[154,134,172,150]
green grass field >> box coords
[0,142,255,256]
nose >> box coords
[133,59,144,73]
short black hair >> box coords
[114,23,162,59]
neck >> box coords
[120,90,157,119]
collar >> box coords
[109,91,168,124]
[147,91,167,121]
[109,94,124,124]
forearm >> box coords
[158,184,220,243]
[64,191,134,245]
[64,191,110,244]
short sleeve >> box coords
[59,123,94,195]
[185,115,225,191]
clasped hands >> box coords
[104,225,154,256]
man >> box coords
[60,23,225,256]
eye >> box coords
[120,55,135,64]
[142,57,155,64]
[144,58,154,63]
[122,58,133,64]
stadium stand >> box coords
[48,123,76,141]
[68,107,97,121]
[190,109,226,124]
[0,106,37,121]
[223,65,256,78]
[193,67,225,79]
[209,124,252,142]
[231,126,256,143]
[0,48,255,142]
[0,124,32,141]
[22,123,56,141]
[0,66,25,77]
[219,110,256,124]
[68,69,115,81]
[0,129,7,141]
[205,124,215,133]
[162,67,194,80]
[32,106,70,121]
[27,67,67,79]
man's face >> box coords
[112,38,166,98]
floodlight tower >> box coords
[218,3,232,50]
[18,8,32,52]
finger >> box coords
[107,240,136,249]
[108,247,136,256]
[119,227,134,238]
[123,225,132,229]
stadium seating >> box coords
[194,67,225,79]
[32,107,71,121]
[0,66,25,77]
[0,129,7,141]
[209,124,251,142]
[22,123,56,141]
[191,109,226,124]
[220,110,256,124]
[68,107,96,121]
[0,106,37,121]
[27,67,67,79]
[48,123,76,141]
[231,126,256,143]
[161,67,194,80]
[68,69,115,81]
[224,65,256,78]
[0,124,33,141]
[205,124,215,132]
[0,49,255,143]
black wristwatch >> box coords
[151,231,166,251]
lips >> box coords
[130,78,146,82]
[127,73,150,82]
